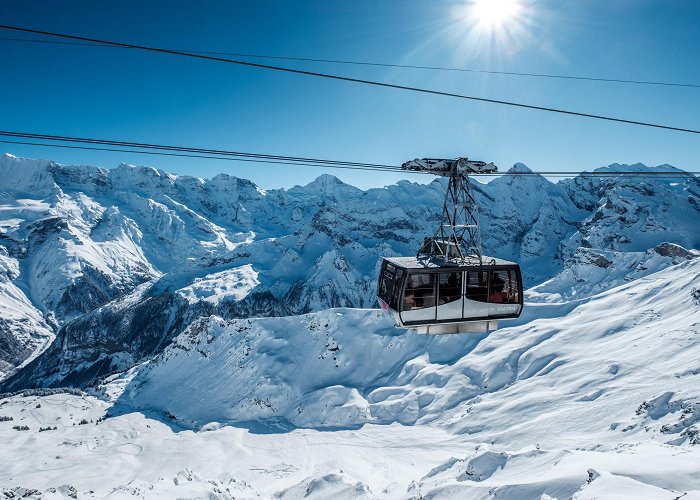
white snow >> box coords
[176,264,259,304]
[0,249,53,378]
[2,260,699,498]
[0,154,696,336]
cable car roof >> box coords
[383,255,518,269]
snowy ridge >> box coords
[528,242,699,301]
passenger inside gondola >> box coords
[489,274,508,303]
[404,273,435,309]
[404,291,416,310]
[438,272,461,305]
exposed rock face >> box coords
[1,153,698,387]
[2,278,292,391]
[654,242,695,259]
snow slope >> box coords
[117,259,700,442]
[1,259,699,498]
[0,248,53,378]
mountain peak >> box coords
[507,163,533,174]
[0,153,60,197]
[309,173,344,185]
[116,163,176,179]
[296,174,363,197]
[596,162,650,173]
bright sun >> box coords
[451,0,530,54]
[473,0,522,26]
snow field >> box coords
[118,260,700,452]
[0,393,474,498]
[1,393,699,498]
[3,260,699,497]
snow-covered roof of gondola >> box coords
[383,255,518,269]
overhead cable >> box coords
[1,133,697,178]
[1,35,697,90]
[0,139,407,174]
[0,130,400,170]
[0,25,698,135]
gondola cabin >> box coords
[377,256,523,334]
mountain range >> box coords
[1,153,698,388]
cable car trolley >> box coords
[377,157,523,334]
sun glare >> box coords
[473,0,521,26]
[449,0,531,57]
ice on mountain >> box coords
[0,153,61,198]
[0,248,54,379]
[291,173,364,201]
[1,152,699,461]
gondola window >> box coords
[465,271,489,303]
[404,273,436,310]
[438,272,462,305]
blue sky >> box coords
[1,0,698,189]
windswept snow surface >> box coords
[120,259,700,442]
[2,260,700,498]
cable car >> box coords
[377,157,524,334]
[378,254,523,334]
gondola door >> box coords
[463,270,490,319]
[436,271,464,322]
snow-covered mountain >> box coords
[0,153,698,386]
